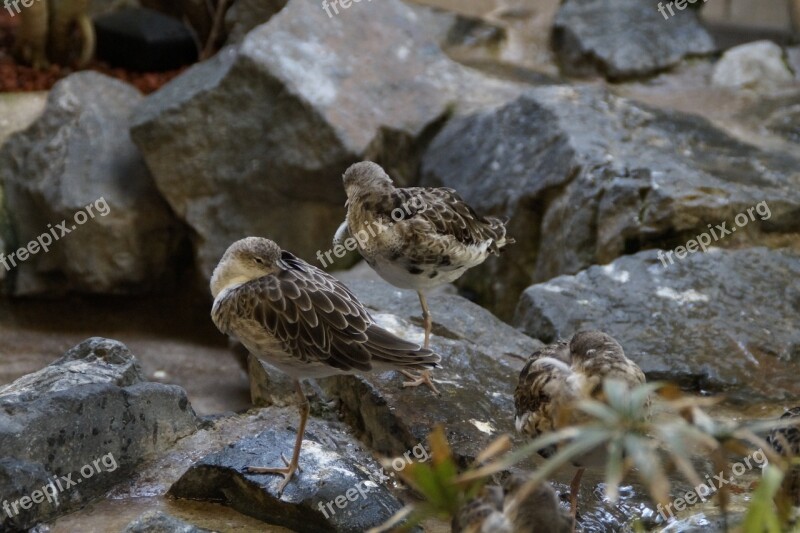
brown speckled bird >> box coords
[335,161,513,393]
[767,407,800,509]
[453,474,573,533]
[210,237,439,494]
[514,331,646,520]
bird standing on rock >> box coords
[335,161,514,393]
[514,331,646,521]
[210,237,439,494]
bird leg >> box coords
[569,467,585,529]
[398,291,440,394]
[418,290,432,349]
[246,380,309,495]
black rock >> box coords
[169,425,407,533]
[94,8,198,71]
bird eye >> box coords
[254,257,265,265]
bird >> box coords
[513,331,646,521]
[210,237,440,494]
[452,474,573,533]
[767,407,800,512]
[335,161,513,393]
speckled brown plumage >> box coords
[513,331,646,522]
[210,237,439,494]
[767,407,800,506]
[338,161,513,292]
[336,161,513,392]
[211,237,439,379]
[453,474,573,533]
[514,331,645,446]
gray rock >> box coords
[0,92,47,290]
[0,72,182,296]
[552,0,715,79]
[711,40,795,92]
[320,277,541,459]
[513,248,800,401]
[788,45,800,80]
[421,86,800,317]
[130,0,522,282]
[169,421,406,533]
[0,337,199,531]
[122,510,213,533]
[247,353,296,408]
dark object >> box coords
[94,7,198,72]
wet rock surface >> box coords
[169,416,406,533]
[552,0,715,79]
[0,72,183,296]
[514,247,800,401]
[0,337,199,531]
[321,276,541,460]
[122,510,213,533]
[422,85,800,317]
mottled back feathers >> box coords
[211,239,439,378]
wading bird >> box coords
[211,237,439,494]
[336,161,513,393]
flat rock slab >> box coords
[0,338,199,531]
[321,277,541,461]
[514,247,800,401]
[553,0,715,79]
[169,424,405,533]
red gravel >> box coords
[0,10,189,94]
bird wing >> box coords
[215,251,438,372]
[514,351,578,446]
[377,187,511,249]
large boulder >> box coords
[0,338,199,531]
[421,85,800,317]
[513,248,800,402]
[130,0,521,282]
[552,0,716,79]
[0,72,183,296]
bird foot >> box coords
[246,454,300,495]
[400,370,440,395]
